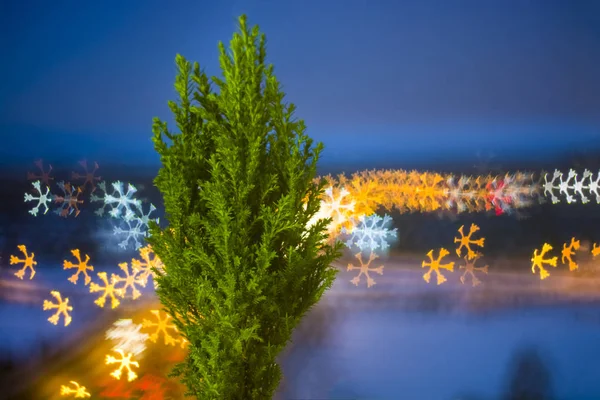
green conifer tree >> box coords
[147,14,343,399]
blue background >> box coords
[1,0,599,171]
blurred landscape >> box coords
[1,148,600,399]
[2,147,600,265]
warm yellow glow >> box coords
[9,244,37,280]
[308,185,355,235]
[422,248,455,285]
[60,381,91,398]
[90,272,123,309]
[338,171,385,219]
[592,243,600,258]
[142,309,182,346]
[63,249,94,285]
[131,245,164,289]
[414,172,446,211]
[454,224,485,260]
[113,262,144,300]
[561,238,580,271]
[43,290,73,326]
[178,337,189,349]
[105,349,139,382]
[531,243,558,280]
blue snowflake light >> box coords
[90,181,110,217]
[128,203,159,229]
[341,213,398,253]
[114,218,146,250]
[102,181,142,219]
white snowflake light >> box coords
[24,180,52,216]
[106,319,148,357]
[572,170,590,204]
[588,170,600,203]
[543,169,600,204]
[104,181,142,219]
[558,169,576,203]
[341,213,397,253]
[445,175,475,213]
[307,186,355,236]
[114,218,146,250]
[543,169,573,204]
[90,181,110,217]
[129,203,159,229]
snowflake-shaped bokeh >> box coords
[106,319,149,357]
[341,213,397,254]
[24,180,52,216]
[90,181,110,217]
[114,218,146,250]
[306,186,355,238]
[130,203,159,229]
[103,181,142,219]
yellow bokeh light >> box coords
[454,224,485,260]
[142,309,183,346]
[131,245,164,289]
[422,248,455,285]
[63,249,94,285]
[60,380,91,398]
[113,262,145,300]
[90,272,123,309]
[561,238,580,272]
[43,291,73,327]
[9,244,37,280]
[531,243,558,280]
[105,349,139,382]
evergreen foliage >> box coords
[147,14,343,399]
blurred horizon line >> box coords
[2,121,600,180]
[1,148,599,182]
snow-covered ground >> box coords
[2,256,600,399]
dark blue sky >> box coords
[1,0,599,170]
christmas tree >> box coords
[147,14,343,399]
